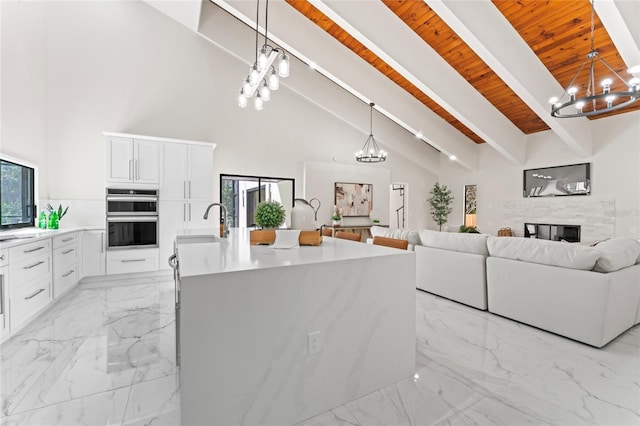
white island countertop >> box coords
[176,228,412,278]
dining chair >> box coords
[335,231,361,242]
[372,236,409,250]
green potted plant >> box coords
[458,225,480,233]
[427,182,453,231]
[46,203,69,229]
[254,201,286,229]
[372,218,380,224]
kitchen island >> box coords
[176,229,415,425]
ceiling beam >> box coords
[426,0,593,157]
[309,0,526,166]
[595,0,640,74]
[214,0,480,170]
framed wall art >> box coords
[334,182,373,217]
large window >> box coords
[220,174,294,228]
[1,158,37,229]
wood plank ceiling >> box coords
[285,0,639,145]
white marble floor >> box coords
[1,275,638,426]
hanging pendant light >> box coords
[237,0,290,110]
[356,103,387,163]
[549,0,639,118]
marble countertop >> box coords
[176,228,412,278]
[0,226,104,249]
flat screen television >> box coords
[523,163,590,198]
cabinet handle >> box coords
[136,161,140,180]
[24,246,45,254]
[129,160,132,180]
[0,254,5,261]
[24,260,45,270]
[189,181,192,198]
[183,204,186,222]
[62,248,75,255]
[121,258,145,263]
[62,269,75,278]
[25,288,45,300]
[62,237,74,243]
[101,233,104,254]
[189,204,191,221]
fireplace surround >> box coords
[524,223,581,242]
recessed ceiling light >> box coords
[308,61,317,70]
[449,155,456,161]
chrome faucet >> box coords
[203,203,229,238]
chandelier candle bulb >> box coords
[238,92,247,108]
[601,78,612,94]
[254,93,264,110]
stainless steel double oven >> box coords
[106,188,159,250]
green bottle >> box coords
[48,210,59,229]
[38,210,48,229]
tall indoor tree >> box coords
[427,182,454,231]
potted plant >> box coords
[458,225,480,233]
[427,182,453,231]
[46,203,69,229]
[372,218,380,224]
[254,201,286,229]
[331,205,343,226]
[249,201,285,245]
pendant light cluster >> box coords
[238,0,290,110]
[355,102,387,163]
[549,0,639,118]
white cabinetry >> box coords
[106,136,159,186]
[106,248,159,275]
[82,230,106,278]
[0,249,8,341]
[8,239,52,330]
[52,232,79,299]
[159,142,216,268]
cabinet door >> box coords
[134,140,159,184]
[0,266,8,340]
[187,201,218,231]
[108,137,134,183]
[159,201,187,270]
[188,144,214,201]
[82,230,106,277]
[160,143,188,200]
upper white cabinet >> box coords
[160,142,214,201]
[106,135,159,186]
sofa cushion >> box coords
[593,238,640,272]
[370,226,420,245]
[419,229,489,256]
[487,237,600,270]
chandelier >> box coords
[356,102,387,163]
[238,0,290,110]
[549,0,639,118]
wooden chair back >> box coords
[335,231,361,242]
[321,227,333,237]
[372,236,409,250]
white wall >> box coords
[439,112,640,237]
[0,1,440,229]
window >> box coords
[220,174,294,228]
[1,157,37,229]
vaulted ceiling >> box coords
[196,0,640,168]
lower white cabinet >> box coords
[0,262,8,341]
[53,232,79,299]
[8,240,53,331]
[82,230,106,278]
[106,248,159,275]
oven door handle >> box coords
[106,196,158,202]
[107,216,158,222]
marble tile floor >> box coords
[1,274,638,426]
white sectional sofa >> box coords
[369,226,640,347]
[415,230,490,310]
[486,237,640,348]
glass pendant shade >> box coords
[238,92,248,108]
[268,69,279,90]
[260,83,270,101]
[278,53,290,78]
[258,48,268,71]
[254,93,264,110]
